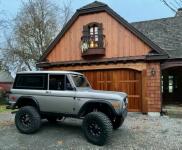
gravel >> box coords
[0,112,181,150]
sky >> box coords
[0,0,175,23]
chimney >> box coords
[176,8,182,17]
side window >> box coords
[168,75,174,93]
[14,74,47,90]
[49,75,73,91]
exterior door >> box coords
[81,69,142,112]
[40,74,76,114]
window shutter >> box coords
[98,23,103,47]
[83,25,89,37]
[98,23,103,35]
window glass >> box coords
[94,26,98,34]
[95,35,98,41]
[90,27,93,35]
[168,75,173,93]
[14,74,47,90]
[49,75,73,91]
[89,25,99,47]
[161,76,163,93]
[71,74,90,88]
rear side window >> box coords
[13,74,48,90]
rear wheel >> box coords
[15,106,41,134]
[112,117,124,130]
[82,112,112,146]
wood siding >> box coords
[47,12,151,62]
[80,69,142,112]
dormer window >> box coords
[81,22,105,57]
[89,25,99,48]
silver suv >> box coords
[8,71,128,146]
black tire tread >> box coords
[82,112,112,146]
[15,106,41,134]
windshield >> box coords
[71,74,90,88]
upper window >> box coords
[89,25,99,47]
[81,22,105,51]
[14,74,47,90]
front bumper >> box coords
[121,108,128,118]
[114,107,128,118]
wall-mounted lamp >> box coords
[150,68,156,77]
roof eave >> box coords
[37,55,169,68]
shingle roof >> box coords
[132,16,182,58]
[0,71,14,83]
[79,1,107,10]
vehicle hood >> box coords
[76,88,127,101]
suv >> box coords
[8,71,128,146]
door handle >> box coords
[45,91,51,94]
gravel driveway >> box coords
[0,112,181,150]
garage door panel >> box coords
[81,69,142,112]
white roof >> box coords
[17,70,83,75]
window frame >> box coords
[13,74,48,90]
[82,22,104,49]
[89,25,99,42]
[48,74,74,91]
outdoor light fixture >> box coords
[150,68,156,76]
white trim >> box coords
[17,71,82,75]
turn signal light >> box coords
[10,96,16,101]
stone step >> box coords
[163,106,182,118]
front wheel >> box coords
[15,106,41,134]
[82,112,112,146]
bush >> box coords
[0,87,5,97]
[0,88,7,105]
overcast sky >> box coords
[0,0,176,22]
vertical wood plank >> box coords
[46,12,151,62]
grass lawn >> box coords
[0,97,11,113]
[0,105,10,113]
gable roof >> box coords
[0,71,14,83]
[132,15,182,59]
[79,1,107,10]
[39,1,168,62]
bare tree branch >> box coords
[1,0,72,73]
[160,0,177,12]
[160,0,182,13]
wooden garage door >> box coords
[81,69,142,112]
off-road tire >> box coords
[112,117,124,130]
[15,106,41,134]
[82,112,112,146]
